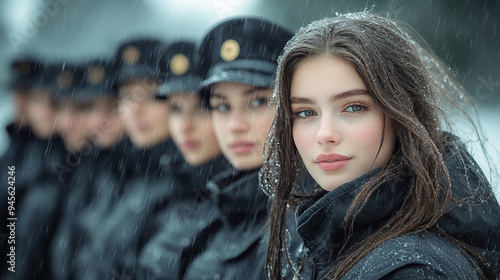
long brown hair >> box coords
[260,12,494,279]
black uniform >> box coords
[0,125,66,280]
[184,168,269,280]
[71,139,180,280]
[48,58,125,280]
[1,59,67,280]
[136,156,229,280]
[49,140,129,280]
[0,58,46,219]
[134,40,235,279]
[176,17,296,280]
[294,134,500,279]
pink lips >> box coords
[315,153,351,171]
[182,140,200,151]
[134,123,149,133]
[230,141,254,155]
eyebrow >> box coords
[290,89,369,104]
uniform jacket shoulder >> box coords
[343,231,479,280]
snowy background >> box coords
[0,0,498,199]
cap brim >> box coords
[116,65,162,85]
[200,69,274,89]
[199,69,274,104]
[155,75,202,98]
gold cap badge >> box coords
[220,39,240,62]
[87,66,105,85]
[57,71,74,89]
[170,53,190,76]
[122,46,141,65]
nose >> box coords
[56,109,73,134]
[127,99,144,116]
[179,114,194,133]
[316,114,340,145]
[228,109,250,133]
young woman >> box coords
[82,59,125,149]
[1,59,67,280]
[52,66,92,154]
[260,12,500,280]
[136,41,230,279]
[49,58,127,280]
[176,17,295,280]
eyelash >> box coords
[292,102,369,118]
[209,97,269,112]
[344,102,368,113]
[293,109,316,118]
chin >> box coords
[129,137,149,148]
[232,161,262,171]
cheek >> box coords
[254,114,274,141]
[292,124,310,158]
[168,117,180,136]
[119,104,133,123]
[147,105,169,125]
[211,114,228,142]
[350,119,386,153]
[199,127,220,152]
[170,120,188,147]
[38,105,53,118]
[197,122,216,139]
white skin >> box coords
[55,98,91,153]
[210,82,274,171]
[168,92,221,166]
[291,55,397,191]
[85,96,125,149]
[26,88,56,140]
[118,78,170,148]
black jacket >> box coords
[66,139,180,280]
[49,140,129,280]
[136,156,230,280]
[1,124,67,280]
[294,137,500,279]
[180,168,269,280]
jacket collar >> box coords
[186,156,230,197]
[6,122,31,138]
[207,168,269,226]
[117,138,181,175]
[296,168,407,265]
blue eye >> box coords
[295,110,317,118]
[250,97,267,108]
[212,103,230,112]
[345,105,365,112]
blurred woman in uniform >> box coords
[176,17,295,280]
[136,41,229,280]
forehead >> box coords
[290,55,366,98]
[168,92,201,103]
[55,98,88,109]
[119,78,159,90]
